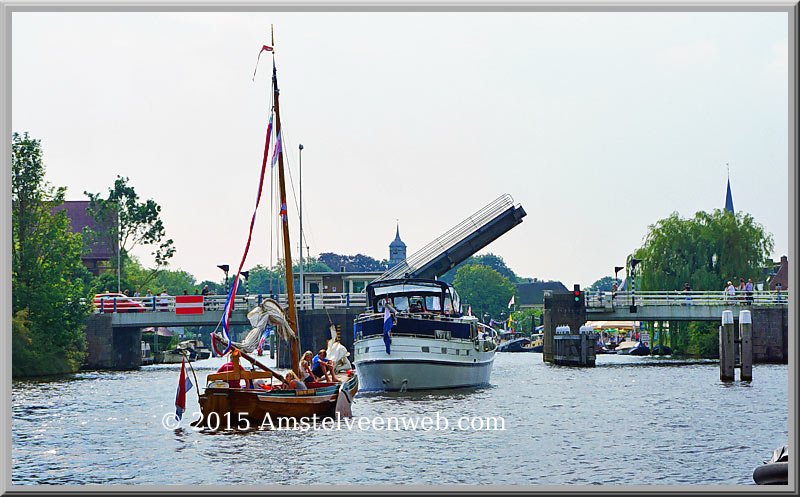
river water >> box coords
[11,352,788,486]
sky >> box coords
[10,10,791,289]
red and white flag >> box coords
[175,295,204,315]
[175,357,192,421]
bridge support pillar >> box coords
[84,314,142,370]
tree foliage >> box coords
[634,209,774,291]
[587,276,622,292]
[453,264,516,321]
[12,132,91,376]
[317,252,386,273]
[440,253,519,284]
[84,175,175,279]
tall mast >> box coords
[272,49,300,377]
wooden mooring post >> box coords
[739,310,753,381]
[719,310,735,381]
[719,309,753,382]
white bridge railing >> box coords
[92,293,368,314]
[584,290,788,309]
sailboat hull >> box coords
[195,374,359,428]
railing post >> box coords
[100,298,105,313]
[258,294,262,305]
[113,297,117,313]
[346,293,350,308]
[311,293,315,310]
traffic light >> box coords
[573,284,582,306]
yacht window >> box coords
[426,296,441,311]
[444,296,453,314]
[393,297,409,312]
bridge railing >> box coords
[584,290,789,309]
[91,293,368,314]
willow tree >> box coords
[632,209,773,355]
[633,209,773,292]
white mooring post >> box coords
[739,310,753,381]
[720,310,735,381]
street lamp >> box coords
[217,264,230,294]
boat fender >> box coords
[753,462,788,485]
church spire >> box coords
[724,163,734,213]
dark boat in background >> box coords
[615,340,650,356]
[497,337,535,353]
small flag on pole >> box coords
[382,307,392,354]
[467,305,472,317]
[175,357,193,421]
[279,200,287,222]
[271,132,282,167]
[508,295,515,309]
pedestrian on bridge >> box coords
[725,281,736,303]
[683,283,692,306]
[745,278,754,305]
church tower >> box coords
[725,165,735,213]
[389,224,407,268]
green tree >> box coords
[633,209,773,292]
[453,265,516,321]
[587,276,621,292]
[632,209,773,357]
[440,253,519,284]
[84,175,176,289]
[12,132,91,376]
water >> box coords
[11,353,788,486]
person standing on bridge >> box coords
[725,281,736,303]
[158,290,169,312]
[611,282,618,308]
[745,278,754,305]
[201,285,211,296]
[683,283,692,306]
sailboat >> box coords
[193,33,358,428]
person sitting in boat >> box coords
[216,362,247,388]
[300,350,318,384]
[312,349,337,383]
[277,371,307,391]
[410,299,424,313]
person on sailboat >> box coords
[277,371,307,391]
[300,350,318,384]
[312,349,337,383]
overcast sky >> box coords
[11,10,790,289]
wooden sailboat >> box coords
[193,33,358,428]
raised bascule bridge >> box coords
[84,194,527,370]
